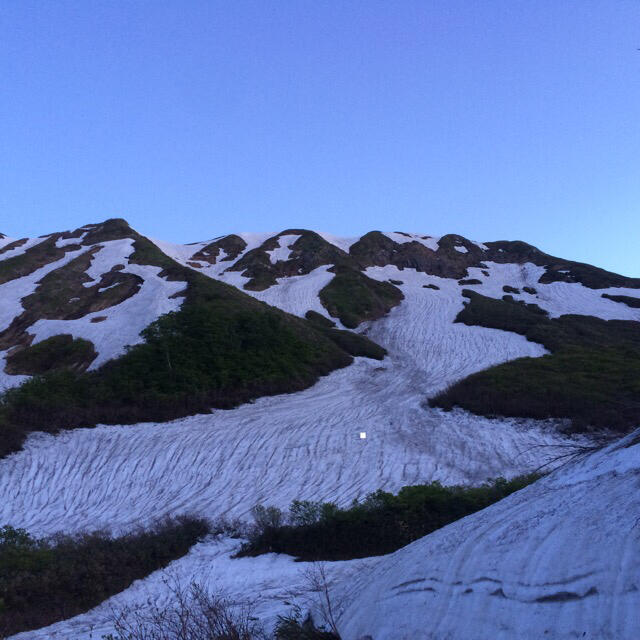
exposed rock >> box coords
[349,231,486,279]
[484,240,640,289]
[190,234,248,265]
[228,230,350,291]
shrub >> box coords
[238,475,538,561]
[431,290,640,432]
[319,267,403,328]
[0,516,210,637]
[106,581,264,640]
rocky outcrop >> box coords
[228,229,350,290]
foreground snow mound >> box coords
[336,431,640,640]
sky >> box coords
[1,1,639,276]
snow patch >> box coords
[266,234,300,264]
[383,232,440,251]
[28,264,186,369]
[316,231,361,253]
[0,236,47,262]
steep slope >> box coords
[159,231,640,432]
[0,220,385,457]
[1,222,638,639]
[336,430,640,640]
[12,432,640,640]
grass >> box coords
[0,516,210,637]
[319,266,403,328]
[5,335,97,375]
[430,290,640,432]
[238,475,538,561]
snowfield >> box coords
[12,432,640,640]
[336,430,640,640]
[1,228,639,639]
[0,255,570,536]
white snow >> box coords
[266,234,301,264]
[316,231,361,253]
[235,231,278,253]
[55,234,86,248]
[463,262,640,322]
[248,265,335,320]
[0,237,186,385]
[28,263,185,369]
[0,246,88,391]
[454,245,468,253]
[150,237,209,264]
[0,236,46,262]
[336,430,640,640]
[13,537,373,640]
[383,231,440,251]
[82,238,136,286]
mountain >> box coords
[1,219,639,639]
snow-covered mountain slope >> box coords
[13,431,640,640]
[0,223,586,535]
[0,221,637,535]
[0,221,186,391]
[2,220,639,638]
[335,430,640,640]
[158,228,640,326]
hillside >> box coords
[0,220,384,456]
[335,430,640,640]
[0,220,638,638]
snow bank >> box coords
[336,431,640,640]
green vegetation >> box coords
[602,292,640,308]
[0,517,210,637]
[319,266,403,328]
[304,311,386,359]
[503,285,520,294]
[238,475,538,561]
[5,335,97,375]
[320,327,386,360]
[0,289,352,456]
[305,310,336,329]
[0,231,364,457]
[430,290,640,432]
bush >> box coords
[238,475,538,561]
[274,610,340,639]
[319,266,403,328]
[0,516,210,637]
[106,581,264,640]
[431,290,640,432]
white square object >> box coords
[359,431,367,439]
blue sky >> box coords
[1,1,638,275]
